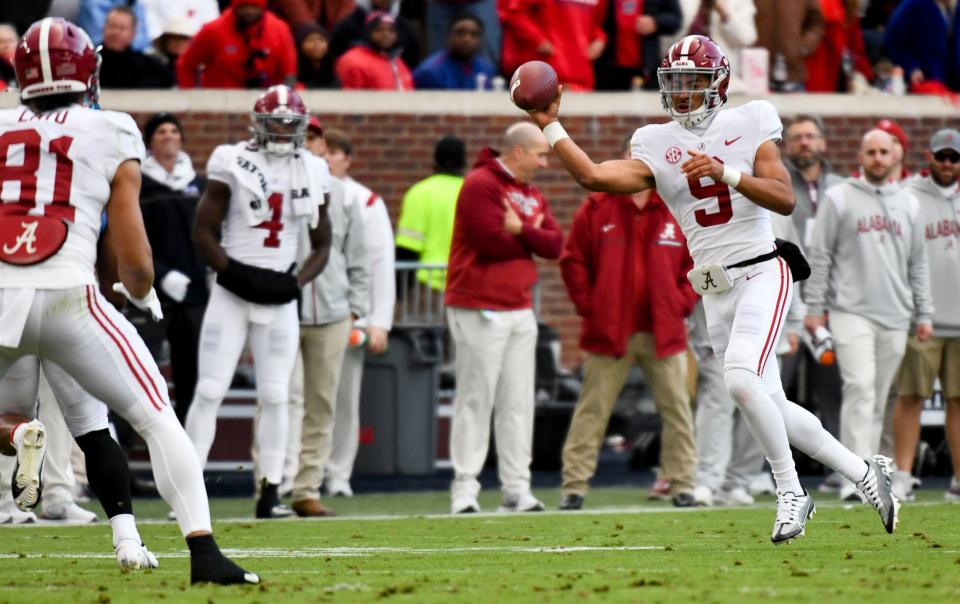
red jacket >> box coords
[561,192,698,358]
[803,0,873,92]
[445,148,564,310]
[499,0,607,91]
[177,8,297,88]
[335,45,414,90]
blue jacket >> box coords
[412,50,496,90]
[76,0,151,52]
[883,0,960,90]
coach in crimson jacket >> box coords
[445,123,563,514]
[558,186,700,510]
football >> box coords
[509,61,559,111]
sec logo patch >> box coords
[665,146,682,164]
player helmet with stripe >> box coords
[15,18,100,107]
[251,85,309,156]
[657,35,730,129]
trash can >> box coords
[354,327,443,474]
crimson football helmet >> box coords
[657,35,730,129]
[251,85,309,156]
[15,18,101,107]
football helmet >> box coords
[251,85,309,156]
[15,18,101,107]
[657,35,730,129]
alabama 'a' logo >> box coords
[0,216,69,265]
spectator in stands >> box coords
[704,0,757,94]
[323,129,396,497]
[147,16,197,77]
[875,119,911,180]
[335,12,413,89]
[396,135,466,292]
[289,125,371,517]
[558,146,698,510]
[445,122,563,514]
[76,0,152,50]
[98,6,177,88]
[860,0,899,64]
[140,0,218,42]
[891,129,960,503]
[426,0,501,71]
[755,0,824,91]
[268,0,356,33]
[803,0,873,92]
[884,0,960,93]
[295,21,335,87]
[0,23,16,91]
[177,0,297,88]
[781,115,844,443]
[593,0,682,90]
[500,0,608,91]
[137,113,209,424]
[805,129,934,501]
[413,14,495,90]
[330,0,420,73]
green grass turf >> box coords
[2,488,958,603]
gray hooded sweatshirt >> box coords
[299,176,370,325]
[804,176,934,330]
[907,176,960,336]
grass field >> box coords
[2,488,958,603]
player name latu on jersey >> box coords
[631,100,783,268]
[0,104,145,289]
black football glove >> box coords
[217,259,300,305]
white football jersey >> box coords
[207,143,329,272]
[631,100,782,267]
[0,104,145,288]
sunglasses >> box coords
[934,150,960,163]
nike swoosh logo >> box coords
[725,136,742,146]
[745,272,760,281]
[601,224,615,233]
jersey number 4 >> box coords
[254,192,284,248]
[690,178,732,227]
[0,129,76,222]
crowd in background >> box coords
[0,0,957,94]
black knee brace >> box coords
[75,429,133,518]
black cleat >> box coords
[671,492,698,508]
[256,479,295,519]
[188,534,260,585]
[559,494,584,511]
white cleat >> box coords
[0,500,37,524]
[12,420,46,512]
[450,494,480,514]
[716,487,755,506]
[890,470,917,503]
[857,455,900,534]
[498,491,545,513]
[771,489,815,545]
[116,539,160,570]
[692,485,714,507]
[41,499,98,524]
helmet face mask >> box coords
[251,85,308,156]
[657,36,730,129]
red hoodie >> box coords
[561,192,698,358]
[335,45,414,90]
[445,148,564,310]
[499,0,607,91]
[177,6,297,88]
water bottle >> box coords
[890,67,906,96]
[491,75,506,92]
[802,326,835,365]
[772,53,788,85]
[475,73,488,91]
[348,327,368,348]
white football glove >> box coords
[112,283,164,321]
[115,539,159,570]
[160,270,191,303]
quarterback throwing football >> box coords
[527,35,900,543]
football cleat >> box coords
[41,499,98,523]
[692,485,714,507]
[255,479,295,519]
[498,491,544,513]
[890,470,918,503]
[12,420,46,511]
[115,539,159,570]
[451,494,480,514]
[559,494,584,511]
[856,455,900,533]
[771,489,815,545]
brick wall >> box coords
[111,94,958,368]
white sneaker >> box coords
[692,485,714,507]
[167,509,177,521]
[717,487,755,506]
[818,471,844,493]
[748,472,776,496]
[326,479,354,498]
[771,489,815,544]
[0,499,37,524]
[890,470,916,503]
[115,539,159,570]
[12,419,46,511]
[839,481,864,502]
[946,477,960,502]
[498,491,545,513]
[41,499,98,523]
[451,494,480,514]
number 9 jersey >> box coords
[0,105,145,287]
[630,99,782,268]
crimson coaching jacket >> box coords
[561,192,698,358]
[444,148,563,310]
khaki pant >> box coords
[561,333,696,496]
[291,319,351,502]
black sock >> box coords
[75,429,133,518]
[187,534,259,585]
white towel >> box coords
[231,147,327,229]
